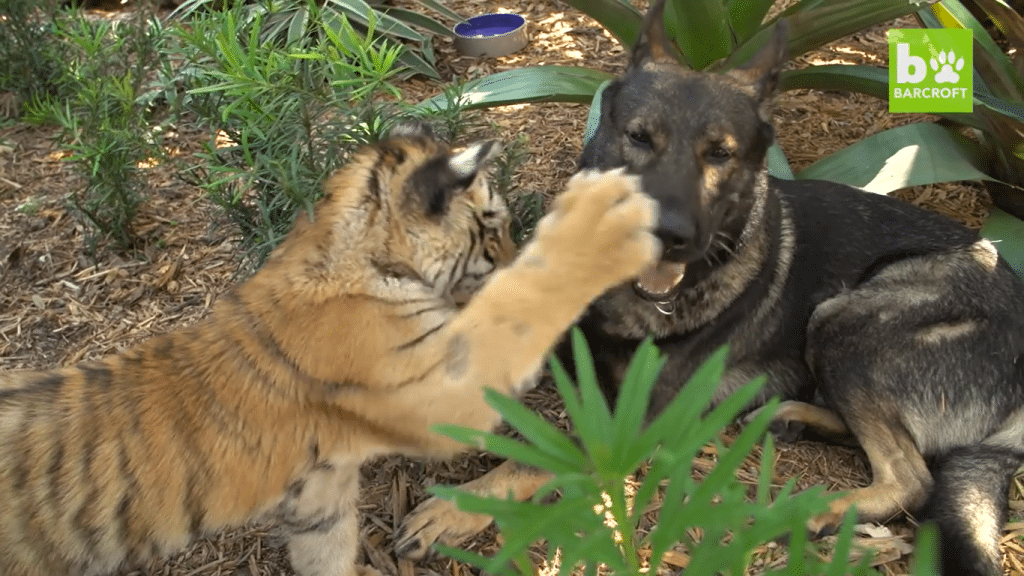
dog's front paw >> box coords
[744,400,854,445]
[743,404,807,443]
[806,510,844,539]
[531,169,660,291]
[394,496,494,560]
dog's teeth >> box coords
[636,262,686,297]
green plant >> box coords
[488,133,543,245]
[492,133,529,199]
[0,0,72,109]
[412,78,484,144]
[23,5,171,252]
[171,0,464,79]
[172,1,406,267]
[433,331,941,575]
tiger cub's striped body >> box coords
[0,126,660,576]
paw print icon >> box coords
[931,50,965,83]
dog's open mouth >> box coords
[633,260,687,302]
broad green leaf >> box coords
[915,5,994,97]
[418,66,614,112]
[417,0,465,24]
[972,0,1024,51]
[975,92,1024,123]
[981,208,1024,279]
[582,79,613,149]
[381,7,454,38]
[559,0,643,49]
[923,0,1024,99]
[665,0,731,70]
[779,65,1024,135]
[726,0,776,46]
[767,141,794,180]
[325,0,425,42]
[395,44,440,80]
[779,64,889,100]
[721,0,930,72]
[796,123,993,193]
[286,5,309,46]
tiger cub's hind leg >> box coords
[277,457,379,576]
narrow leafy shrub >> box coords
[487,134,544,245]
[171,0,463,79]
[172,1,406,267]
[434,330,940,575]
[0,0,70,110]
[23,6,171,252]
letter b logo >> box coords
[888,29,972,113]
[896,43,926,83]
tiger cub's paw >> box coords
[532,169,660,290]
[394,496,493,560]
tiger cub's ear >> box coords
[387,120,436,141]
[411,140,502,217]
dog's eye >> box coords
[706,145,732,162]
[627,129,653,148]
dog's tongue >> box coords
[635,261,687,300]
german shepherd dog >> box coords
[396,3,1024,574]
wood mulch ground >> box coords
[0,0,1020,575]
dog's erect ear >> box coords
[630,0,677,68]
[725,20,788,105]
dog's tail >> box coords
[922,443,1024,576]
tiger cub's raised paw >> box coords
[530,169,660,291]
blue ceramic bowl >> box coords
[453,13,528,57]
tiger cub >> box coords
[0,124,661,576]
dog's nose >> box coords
[655,212,696,257]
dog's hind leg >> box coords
[805,416,933,537]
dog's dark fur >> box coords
[396,4,1024,574]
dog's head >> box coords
[580,0,787,301]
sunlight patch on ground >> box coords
[215,129,236,149]
[809,45,885,67]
